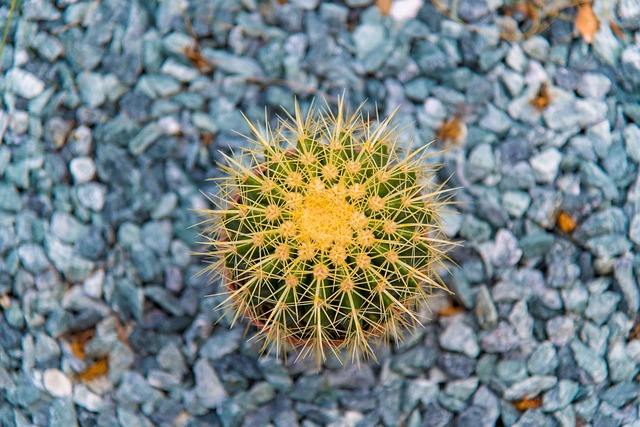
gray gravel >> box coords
[1,0,640,426]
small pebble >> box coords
[43,369,73,397]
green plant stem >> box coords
[0,0,19,65]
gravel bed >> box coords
[1,0,640,426]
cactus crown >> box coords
[198,98,453,366]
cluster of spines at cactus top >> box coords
[198,99,453,366]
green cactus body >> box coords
[199,99,453,365]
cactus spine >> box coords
[199,98,453,365]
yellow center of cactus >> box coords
[293,187,357,251]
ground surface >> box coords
[1,0,640,426]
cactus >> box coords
[198,98,454,366]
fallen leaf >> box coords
[376,0,392,15]
[576,2,599,44]
[201,133,215,145]
[530,83,552,111]
[438,300,464,317]
[557,211,577,233]
[184,45,214,73]
[437,115,467,146]
[78,357,109,381]
[630,318,640,341]
[609,20,626,41]
[68,328,96,360]
[514,396,542,411]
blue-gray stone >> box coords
[128,123,164,155]
[4,68,45,99]
[117,222,141,247]
[577,73,612,98]
[143,286,183,316]
[546,316,576,347]
[527,342,558,376]
[585,291,620,325]
[613,254,639,317]
[69,157,96,184]
[459,215,491,243]
[601,382,639,408]
[202,49,264,76]
[34,332,61,366]
[479,104,511,136]
[580,161,619,201]
[530,147,562,184]
[496,359,527,384]
[570,339,608,383]
[624,124,640,163]
[475,285,498,330]
[141,221,172,255]
[519,232,555,259]
[438,352,474,379]
[157,342,187,375]
[439,320,480,358]
[480,321,519,353]
[404,77,434,102]
[574,207,627,243]
[527,188,561,229]
[422,402,452,427]
[76,183,106,211]
[49,398,78,427]
[456,0,489,21]
[17,243,51,274]
[586,235,632,259]
[575,394,599,422]
[0,184,21,212]
[607,342,638,383]
[75,227,106,261]
[503,376,557,400]
[116,371,162,404]
[130,244,160,281]
[50,211,87,244]
[258,358,293,392]
[542,379,579,412]
[466,143,495,182]
[492,229,522,268]
[588,120,612,158]
[136,74,182,99]
[522,36,550,62]
[194,358,228,409]
[621,45,640,88]
[201,327,242,361]
[112,278,143,321]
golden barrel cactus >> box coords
[198,99,455,366]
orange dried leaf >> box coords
[576,2,599,44]
[68,328,96,360]
[78,357,109,381]
[438,301,464,317]
[530,83,552,111]
[557,211,577,233]
[437,116,467,146]
[610,20,626,40]
[376,0,392,15]
[183,45,213,73]
[514,396,543,411]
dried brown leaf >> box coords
[514,396,543,411]
[78,357,109,381]
[68,328,96,360]
[576,2,599,44]
[437,115,467,146]
[376,0,392,15]
[438,300,464,317]
[530,83,552,111]
[557,211,577,233]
